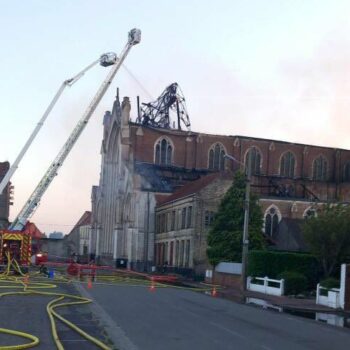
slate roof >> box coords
[158,172,232,205]
[69,211,91,234]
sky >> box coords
[1,0,350,234]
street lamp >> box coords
[224,153,252,291]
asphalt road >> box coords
[79,283,350,350]
[0,281,111,349]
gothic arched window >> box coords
[208,143,225,171]
[280,151,295,178]
[245,147,261,175]
[344,162,350,182]
[264,207,280,237]
[313,156,327,181]
[155,138,173,166]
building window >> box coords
[280,151,295,178]
[265,207,279,237]
[160,213,166,233]
[245,147,261,175]
[179,240,184,267]
[175,241,179,266]
[313,156,327,181]
[185,240,190,267]
[204,211,215,227]
[187,206,192,228]
[156,214,160,233]
[344,162,350,182]
[208,143,225,171]
[181,208,187,229]
[155,138,173,165]
[171,210,175,231]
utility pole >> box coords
[241,151,251,291]
[224,153,252,291]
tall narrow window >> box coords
[181,208,186,229]
[171,210,175,231]
[344,162,350,182]
[204,211,215,227]
[265,207,280,237]
[245,147,261,175]
[313,156,327,181]
[154,138,173,166]
[156,214,160,233]
[208,143,225,171]
[179,240,184,267]
[187,206,192,228]
[185,240,190,267]
[175,241,179,266]
[280,152,295,178]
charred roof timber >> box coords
[136,83,191,131]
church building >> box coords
[90,91,350,274]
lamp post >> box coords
[224,153,252,291]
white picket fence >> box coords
[316,284,341,309]
[247,276,285,296]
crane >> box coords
[0,52,119,196]
[9,28,141,232]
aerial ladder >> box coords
[0,28,141,265]
[0,51,121,196]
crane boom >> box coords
[0,54,116,196]
[10,28,141,231]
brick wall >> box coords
[212,271,241,288]
[130,125,350,202]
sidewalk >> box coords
[182,279,349,315]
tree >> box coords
[302,204,350,277]
[206,171,265,266]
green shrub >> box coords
[247,250,319,289]
[320,277,340,290]
[277,271,307,295]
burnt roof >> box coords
[134,162,210,193]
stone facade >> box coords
[91,93,350,271]
[154,174,232,275]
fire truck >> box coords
[0,29,141,266]
[0,229,31,265]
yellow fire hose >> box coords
[0,253,221,349]
[0,254,111,350]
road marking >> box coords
[260,345,272,350]
[209,321,245,339]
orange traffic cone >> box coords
[211,286,217,297]
[87,277,92,289]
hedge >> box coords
[247,250,319,288]
[277,271,308,295]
